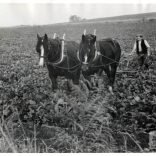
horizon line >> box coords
[0,11,156,28]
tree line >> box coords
[69,15,86,22]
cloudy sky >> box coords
[0,1,156,27]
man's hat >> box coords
[136,34,143,37]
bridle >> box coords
[77,29,100,65]
[77,41,99,65]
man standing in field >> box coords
[130,34,150,70]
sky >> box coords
[0,1,156,27]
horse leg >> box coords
[103,65,114,95]
[48,72,57,90]
[70,77,82,95]
[83,75,93,89]
[109,64,118,94]
[97,68,103,76]
[80,70,93,90]
[67,80,72,91]
[67,72,80,92]
[72,75,89,100]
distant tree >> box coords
[69,15,82,22]
[81,18,86,21]
[148,18,156,22]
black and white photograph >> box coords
[0,0,156,153]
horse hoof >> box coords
[108,86,114,95]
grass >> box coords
[0,19,156,152]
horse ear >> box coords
[82,34,85,42]
[44,34,48,40]
[37,34,40,39]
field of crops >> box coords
[0,20,156,152]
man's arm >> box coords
[144,40,150,56]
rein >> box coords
[78,41,120,68]
[91,40,120,67]
[47,60,81,72]
[89,52,120,68]
[78,43,98,64]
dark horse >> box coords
[78,30,121,94]
[36,34,81,90]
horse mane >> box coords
[100,38,114,42]
[46,38,79,63]
[100,38,117,48]
[84,34,95,40]
[48,38,61,45]
[46,38,62,62]
[64,41,79,57]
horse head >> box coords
[78,29,97,71]
[36,33,66,67]
[36,33,48,67]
